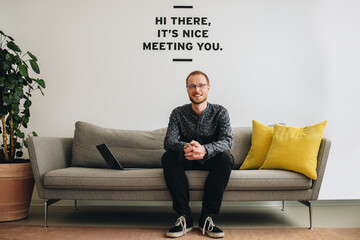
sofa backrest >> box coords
[71,121,252,169]
[231,126,252,168]
[71,121,167,168]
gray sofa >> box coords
[28,121,331,228]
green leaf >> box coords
[1,62,10,73]
[24,99,32,108]
[24,108,30,118]
[12,95,20,104]
[19,64,28,77]
[32,131,38,137]
[7,41,21,52]
[13,114,21,122]
[27,51,38,61]
[23,116,29,124]
[2,96,11,105]
[5,53,14,62]
[30,60,40,74]
[36,79,46,88]
[16,130,25,138]
[1,33,15,41]
[11,104,19,114]
[14,86,23,98]
[5,79,16,90]
[15,55,22,65]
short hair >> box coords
[186,70,210,86]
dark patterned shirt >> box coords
[164,103,233,163]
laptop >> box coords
[96,144,124,170]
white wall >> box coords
[1,0,360,199]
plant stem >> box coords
[1,114,9,162]
[10,114,15,160]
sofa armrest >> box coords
[311,138,331,200]
[27,137,73,199]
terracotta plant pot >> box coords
[0,162,34,222]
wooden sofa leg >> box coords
[299,200,314,230]
[43,199,60,228]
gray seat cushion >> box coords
[44,168,312,191]
[227,169,312,190]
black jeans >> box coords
[161,150,234,218]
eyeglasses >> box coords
[187,83,208,90]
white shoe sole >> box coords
[205,230,225,238]
[166,227,193,238]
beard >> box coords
[189,94,208,104]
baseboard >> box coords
[30,199,360,207]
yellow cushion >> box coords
[260,121,327,180]
[240,120,274,170]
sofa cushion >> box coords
[261,121,327,180]
[71,121,252,169]
[44,167,312,191]
[231,126,252,168]
[240,120,274,170]
[227,169,312,190]
[71,121,167,168]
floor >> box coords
[3,200,360,229]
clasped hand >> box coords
[184,140,207,160]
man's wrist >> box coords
[202,145,207,156]
[202,145,210,159]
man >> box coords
[162,70,234,238]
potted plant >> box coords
[0,30,45,222]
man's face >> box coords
[187,74,210,105]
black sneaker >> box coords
[166,216,193,238]
[200,216,225,238]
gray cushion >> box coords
[231,126,252,168]
[71,121,167,168]
[71,121,253,169]
[45,167,167,190]
[44,167,312,191]
[227,169,312,190]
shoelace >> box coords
[202,216,215,235]
[175,216,187,235]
